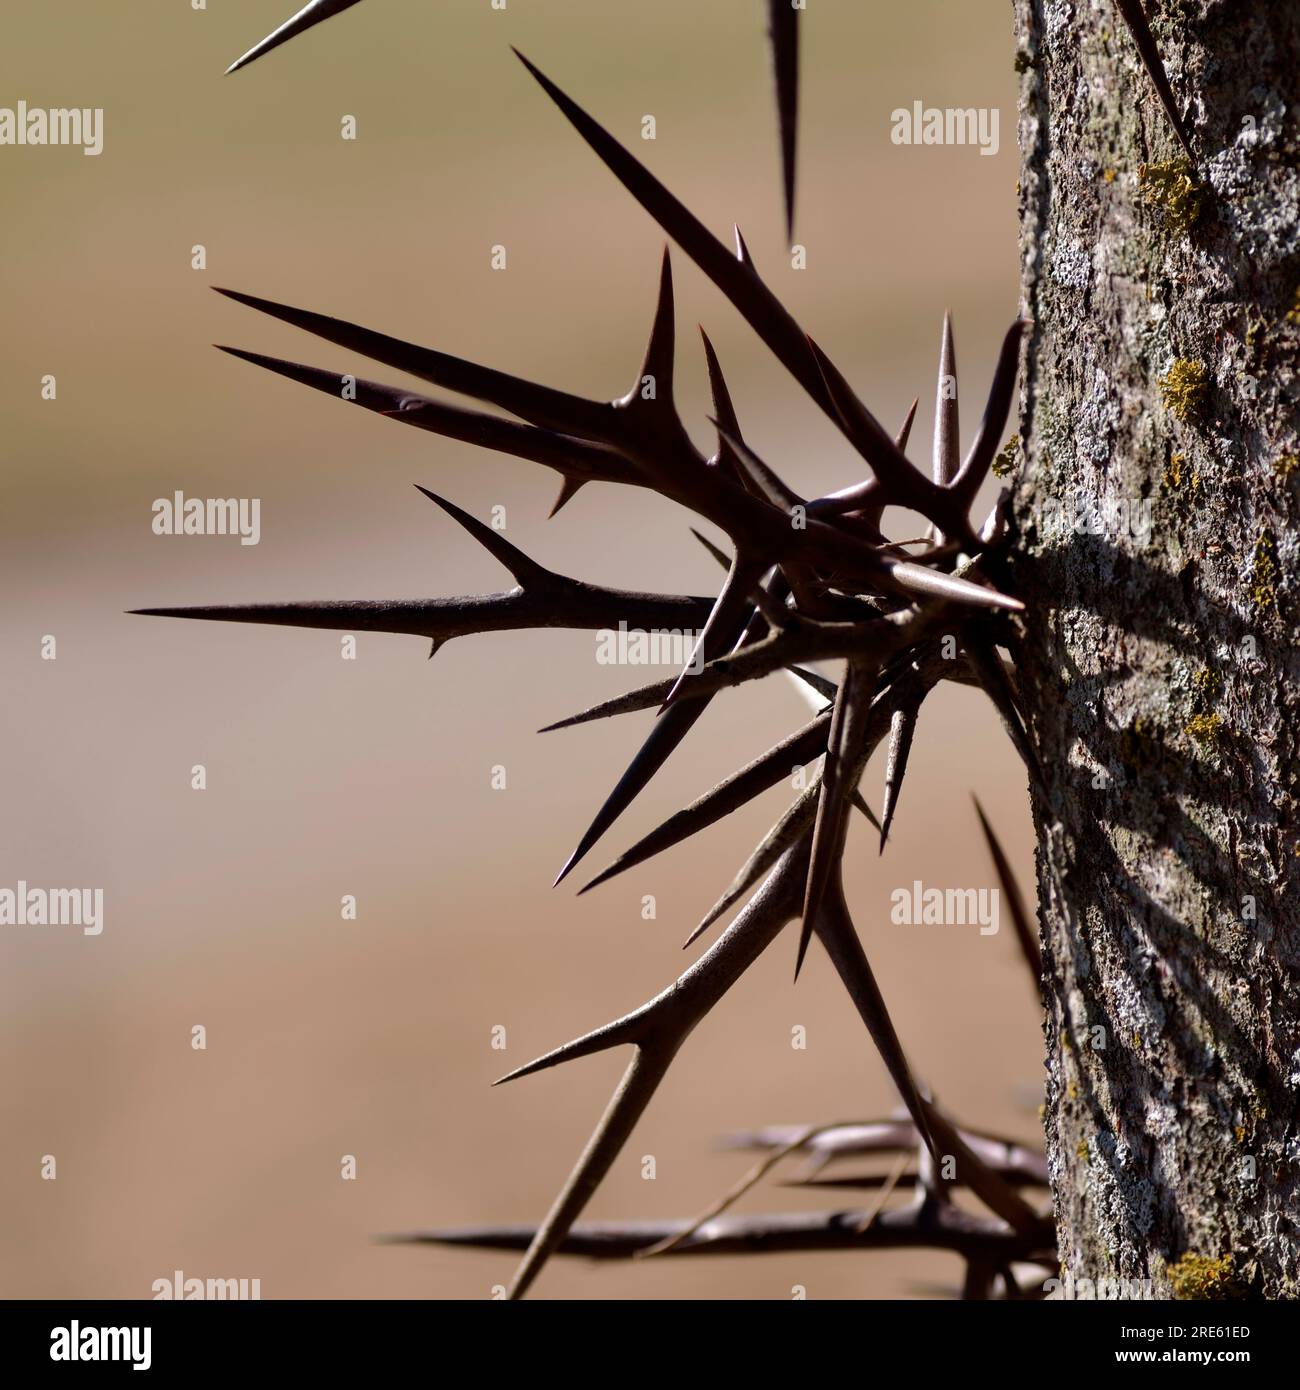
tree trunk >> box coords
[1011,0,1299,1297]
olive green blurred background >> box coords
[0,0,1039,1299]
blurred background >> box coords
[0,0,1038,1299]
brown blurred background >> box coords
[0,0,1039,1299]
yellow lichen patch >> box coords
[1168,1253,1244,1300]
[991,436,1019,478]
[1145,159,1206,233]
[1139,158,1206,233]
[1234,1126,1246,1143]
[1184,712,1223,748]
[1103,167,1117,184]
[1286,287,1300,327]
[1190,667,1220,704]
[1276,453,1298,478]
[1163,452,1201,494]
[1159,360,1210,422]
[1250,532,1277,611]
[1075,1138,1089,1160]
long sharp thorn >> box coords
[503,843,807,1296]
[1114,0,1197,160]
[622,245,675,409]
[879,694,922,852]
[506,1046,674,1299]
[972,794,1043,988]
[811,890,1047,1241]
[129,587,717,648]
[538,677,676,734]
[964,631,1046,792]
[951,319,1027,510]
[812,883,939,1158]
[885,558,1024,613]
[212,286,613,439]
[214,345,631,490]
[934,311,960,487]
[795,659,874,977]
[398,1198,1052,1260]
[579,712,830,894]
[412,486,552,589]
[552,699,713,886]
[511,50,854,426]
[698,329,745,484]
[766,0,800,240]
[493,1013,645,1087]
[225,0,364,75]
[895,396,919,453]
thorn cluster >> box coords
[143,34,1087,1298]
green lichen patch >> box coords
[1168,1253,1245,1300]
[1139,158,1206,234]
[1159,359,1210,423]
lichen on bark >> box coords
[1010,0,1299,1297]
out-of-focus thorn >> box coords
[226,0,366,75]
[1113,0,1197,161]
[972,794,1043,989]
[766,0,800,241]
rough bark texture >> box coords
[1010,0,1299,1297]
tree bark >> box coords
[1011,0,1299,1297]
